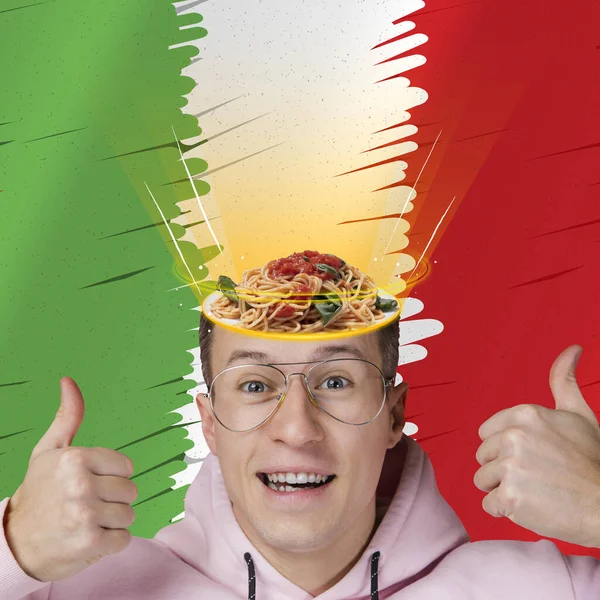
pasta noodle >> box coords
[210,250,398,333]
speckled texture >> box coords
[0,0,215,537]
[180,0,428,285]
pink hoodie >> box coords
[1,436,599,599]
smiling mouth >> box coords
[259,473,336,492]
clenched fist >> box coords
[4,377,138,582]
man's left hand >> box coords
[474,345,600,548]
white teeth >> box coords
[263,472,333,485]
[266,479,332,493]
[285,485,302,493]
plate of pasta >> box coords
[202,250,403,340]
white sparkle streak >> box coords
[145,182,203,298]
[406,195,456,285]
[172,126,223,254]
[168,280,212,293]
[382,129,443,258]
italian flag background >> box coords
[1,0,599,561]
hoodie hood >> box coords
[154,435,470,599]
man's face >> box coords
[196,326,406,554]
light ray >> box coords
[168,279,215,293]
[406,195,457,286]
[172,126,223,254]
[145,182,203,298]
[382,128,443,258]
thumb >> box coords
[31,377,85,459]
[549,345,597,425]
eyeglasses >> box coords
[203,358,395,433]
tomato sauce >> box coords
[267,303,296,318]
[267,250,343,281]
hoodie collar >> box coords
[156,435,470,599]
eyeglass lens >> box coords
[210,359,386,431]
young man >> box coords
[1,314,600,599]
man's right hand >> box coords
[4,377,138,582]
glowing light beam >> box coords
[382,128,443,259]
[172,126,223,254]
[145,181,204,298]
[406,195,457,286]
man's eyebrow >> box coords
[224,349,272,367]
[223,345,368,368]
[309,344,369,362]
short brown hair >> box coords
[198,312,400,385]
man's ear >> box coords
[196,392,218,456]
[387,381,408,449]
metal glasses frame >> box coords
[203,358,395,433]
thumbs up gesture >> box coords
[474,346,600,548]
[4,377,138,582]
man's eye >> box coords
[317,376,351,390]
[240,381,269,393]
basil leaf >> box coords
[315,263,340,278]
[217,275,239,304]
[313,294,342,325]
[328,254,346,266]
[375,295,399,312]
[301,255,310,262]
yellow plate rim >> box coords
[201,288,403,341]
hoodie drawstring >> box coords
[370,551,380,599]
[244,553,256,600]
[244,550,380,600]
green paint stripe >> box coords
[0,428,34,441]
[0,0,55,15]
[133,486,181,507]
[163,142,283,185]
[99,220,177,239]
[80,266,156,289]
[0,380,31,388]
[131,452,186,480]
[25,127,86,143]
[116,420,201,451]
[145,376,184,390]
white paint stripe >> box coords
[398,343,428,365]
[403,422,419,436]
[399,319,444,345]
[399,297,425,319]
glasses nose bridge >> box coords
[282,370,311,390]
[279,370,321,409]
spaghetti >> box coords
[210,250,399,333]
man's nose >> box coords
[266,374,325,445]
